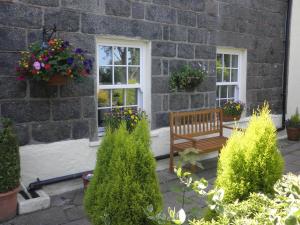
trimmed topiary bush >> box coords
[0,118,20,193]
[215,104,284,203]
[84,119,162,225]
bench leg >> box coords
[169,148,174,173]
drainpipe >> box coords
[280,0,293,131]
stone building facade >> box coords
[0,0,287,146]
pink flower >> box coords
[17,75,25,81]
[33,61,41,70]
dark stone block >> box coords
[162,95,169,111]
[44,9,80,32]
[58,32,95,54]
[1,101,50,123]
[0,2,42,28]
[162,60,169,75]
[169,60,187,73]
[178,43,194,59]
[151,94,162,112]
[52,99,81,121]
[72,120,89,139]
[32,122,71,143]
[132,2,145,19]
[169,93,189,110]
[163,25,170,40]
[145,5,176,24]
[0,77,26,99]
[88,118,98,141]
[153,0,170,5]
[14,124,30,146]
[0,27,26,51]
[204,0,218,16]
[152,42,176,57]
[197,14,217,30]
[30,81,58,98]
[82,97,96,118]
[170,26,188,42]
[105,0,131,17]
[191,93,205,108]
[61,0,103,12]
[188,29,207,43]
[60,77,94,97]
[20,0,59,6]
[27,29,43,46]
[197,76,216,92]
[0,52,20,76]
[177,10,197,27]
[195,45,216,59]
[152,76,169,93]
[154,112,169,129]
[152,58,162,75]
[207,91,216,107]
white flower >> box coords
[177,209,186,224]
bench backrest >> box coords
[170,108,223,140]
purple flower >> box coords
[67,57,74,65]
[75,48,83,54]
[33,61,41,70]
[62,41,69,48]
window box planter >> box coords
[47,75,68,86]
[223,114,241,122]
[286,127,300,141]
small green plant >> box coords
[286,108,300,128]
[169,65,207,92]
[0,118,20,193]
[216,103,284,203]
[222,100,244,116]
[84,119,162,225]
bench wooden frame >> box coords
[169,108,237,172]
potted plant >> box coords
[169,64,207,92]
[222,100,244,122]
[0,118,20,222]
[286,109,300,141]
[16,38,93,85]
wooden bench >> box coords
[169,108,236,172]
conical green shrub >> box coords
[215,104,284,203]
[84,119,162,225]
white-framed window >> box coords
[216,48,247,107]
[96,37,151,134]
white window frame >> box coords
[216,47,247,108]
[96,36,151,131]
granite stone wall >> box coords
[0,0,287,145]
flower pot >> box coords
[0,186,19,222]
[286,127,300,141]
[82,173,94,190]
[223,114,241,122]
[48,75,68,86]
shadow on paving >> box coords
[3,140,300,225]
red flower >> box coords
[44,64,51,70]
[32,69,37,75]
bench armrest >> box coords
[173,134,197,143]
[223,125,245,132]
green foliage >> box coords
[222,100,244,116]
[0,118,20,193]
[216,104,284,202]
[169,65,207,92]
[84,119,162,225]
[286,108,300,128]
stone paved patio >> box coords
[3,139,300,225]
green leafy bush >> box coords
[169,65,206,92]
[216,104,284,202]
[286,108,300,128]
[84,119,162,225]
[0,118,20,193]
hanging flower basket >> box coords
[16,38,93,86]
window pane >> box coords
[98,108,110,128]
[114,67,126,84]
[112,89,125,107]
[217,68,222,82]
[98,90,110,107]
[114,47,126,65]
[232,55,238,68]
[128,67,140,84]
[224,54,230,67]
[126,89,138,106]
[220,99,227,107]
[228,86,235,98]
[224,68,230,82]
[128,48,140,65]
[231,69,238,82]
[221,86,227,98]
[99,66,112,85]
[217,54,223,68]
[99,46,112,65]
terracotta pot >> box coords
[287,127,300,141]
[82,173,94,190]
[48,75,68,86]
[223,114,241,122]
[0,186,19,222]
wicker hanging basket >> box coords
[47,75,68,86]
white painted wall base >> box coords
[20,114,282,187]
